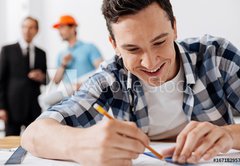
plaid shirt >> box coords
[40,35,240,133]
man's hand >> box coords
[161,121,233,164]
[28,69,45,82]
[72,82,82,91]
[0,109,8,122]
[71,120,149,166]
[62,54,72,66]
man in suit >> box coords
[0,16,47,136]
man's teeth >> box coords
[143,66,161,73]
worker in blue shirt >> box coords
[52,15,103,89]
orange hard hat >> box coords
[53,15,78,28]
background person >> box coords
[0,16,47,136]
[52,15,103,90]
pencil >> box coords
[93,103,164,160]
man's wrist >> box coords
[222,125,239,149]
[61,64,67,68]
[64,127,84,161]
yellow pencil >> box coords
[93,103,164,160]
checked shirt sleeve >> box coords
[39,71,116,127]
[220,40,240,112]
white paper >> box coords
[0,142,240,166]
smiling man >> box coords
[21,0,240,165]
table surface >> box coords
[0,117,239,165]
[1,142,240,166]
[0,136,21,149]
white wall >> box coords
[37,0,113,69]
[171,0,240,46]
[0,0,6,46]
[1,0,240,71]
[4,0,30,45]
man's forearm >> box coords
[53,67,65,84]
[21,118,82,161]
[223,124,240,150]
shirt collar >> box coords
[176,42,196,85]
[68,40,82,50]
[19,38,34,50]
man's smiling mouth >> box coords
[141,62,166,76]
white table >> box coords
[1,142,240,166]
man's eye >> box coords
[154,40,166,46]
[127,48,139,52]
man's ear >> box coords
[109,36,116,48]
[109,36,120,56]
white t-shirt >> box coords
[142,64,188,140]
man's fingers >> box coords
[0,110,8,122]
[106,159,132,166]
[179,122,213,161]
[173,121,198,161]
[106,120,149,146]
[96,120,147,154]
[106,148,139,160]
[161,146,175,158]
[28,70,45,81]
[191,128,223,161]
[110,132,145,154]
[63,54,72,64]
[173,122,234,164]
[28,71,38,78]
[202,138,230,161]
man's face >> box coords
[110,2,178,86]
[58,25,75,41]
[22,19,38,43]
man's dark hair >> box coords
[102,0,175,41]
[66,24,75,27]
[23,16,39,30]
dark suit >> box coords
[0,42,47,135]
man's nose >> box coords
[140,53,157,69]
